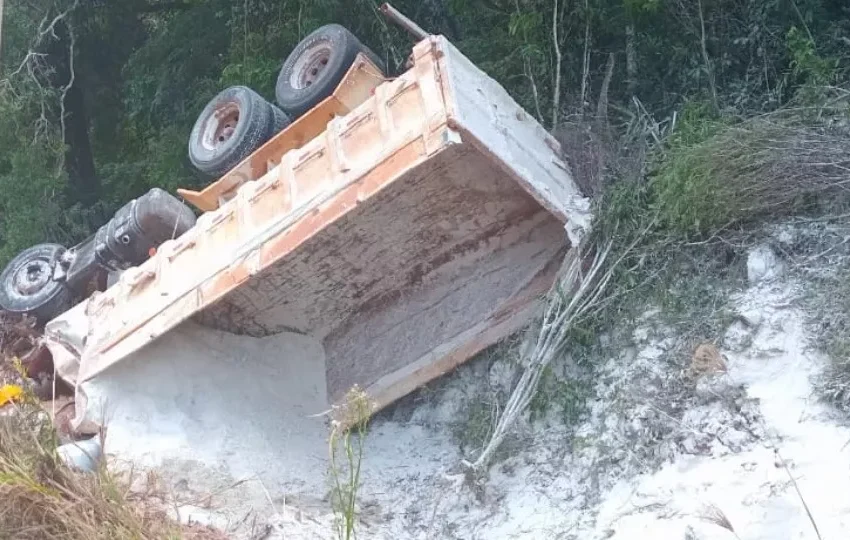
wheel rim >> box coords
[201,102,241,151]
[290,42,332,90]
[11,258,53,297]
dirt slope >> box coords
[85,224,850,540]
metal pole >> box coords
[379,3,430,41]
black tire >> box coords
[0,243,73,323]
[188,86,274,178]
[268,103,292,137]
[275,24,387,117]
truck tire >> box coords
[0,243,73,323]
[188,86,273,178]
[275,24,386,117]
[268,103,292,136]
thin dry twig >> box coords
[551,0,562,129]
[463,239,620,473]
[56,10,76,171]
[459,211,658,476]
[523,55,544,125]
[696,0,718,111]
[579,0,590,113]
[775,449,823,540]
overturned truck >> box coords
[1,13,590,430]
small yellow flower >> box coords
[0,384,23,405]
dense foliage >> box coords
[0,0,848,263]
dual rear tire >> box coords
[188,87,292,178]
[188,24,385,178]
[0,243,72,324]
[274,24,386,117]
[1,27,386,322]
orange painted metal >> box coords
[45,34,591,424]
[71,38,452,382]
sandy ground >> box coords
[81,249,850,539]
[77,322,331,532]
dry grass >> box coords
[698,504,741,539]
[520,103,850,468]
[771,215,850,411]
[461,240,620,474]
[0,397,227,540]
[651,109,850,237]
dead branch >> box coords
[5,50,47,82]
[38,2,76,41]
[1,1,79,149]
[461,240,615,474]
[775,449,823,540]
[591,52,615,186]
[523,55,544,125]
[3,2,79,91]
[698,504,742,539]
[57,14,75,174]
[696,0,718,111]
[625,22,637,97]
[579,0,591,114]
[595,52,614,136]
[457,212,657,477]
[0,0,5,66]
[551,0,562,129]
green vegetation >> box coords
[810,264,850,409]
[328,386,372,540]
[650,108,850,237]
[1,0,850,264]
[4,0,850,531]
[0,395,224,539]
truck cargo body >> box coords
[43,36,591,422]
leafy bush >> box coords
[649,107,850,238]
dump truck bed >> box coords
[44,36,590,416]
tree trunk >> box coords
[45,14,100,207]
[62,83,99,207]
[625,22,638,97]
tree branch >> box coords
[3,1,78,85]
[0,0,5,68]
[579,0,591,116]
[594,52,615,187]
[696,0,718,111]
[38,2,77,41]
[625,21,637,97]
[596,52,615,130]
[551,0,562,129]
[523,55,544,125]
[58,13,76,172]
